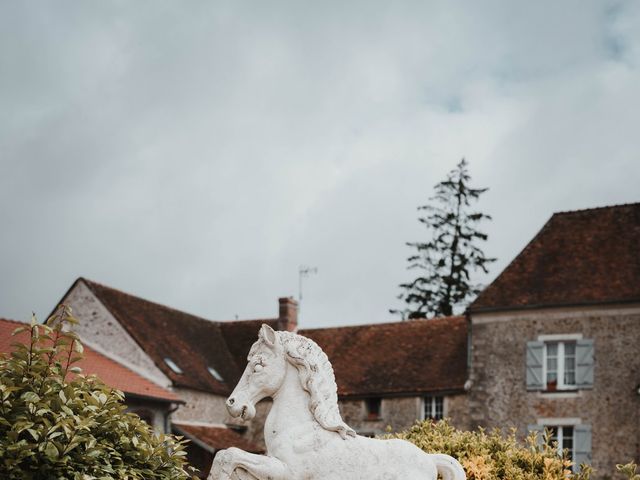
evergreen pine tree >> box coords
[392,159,496,319]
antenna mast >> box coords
[298,265,318,321]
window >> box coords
[163,357,183,374]
[423,396,444,421]
[548,426,574,460]
[529,422,592,470]
[545,341,576,390]
[364,397,381,420]
[526,337,594,391]
[207,366,224,382]
[129,408,154,426]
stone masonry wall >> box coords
[172,388,272,449]
[125,397,169,433]
[65,280,171,388]
[469,306,640,476]
[339,394,470,436]
[171,388,229,424]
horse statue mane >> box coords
[250,330,356,439]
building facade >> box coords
[55,277,470,475]
[467,203,640,474]
[49,201,640,477]
[302,318,470,436]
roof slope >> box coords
[71,279,468,398]
[301,316,468,397]
[81,279,277,395]
[173,423,263,453]
[470,203,640,313]
[0,318,180,403]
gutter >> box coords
[467,298,640,315]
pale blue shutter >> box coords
[576,339,594,389]
[527,424,545,448]
[526,341,544,390]
[573,424,592,467]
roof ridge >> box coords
[81,277,219,325]
[0,318,29,327]
[218,317,278,325]
[300,315,465,333]
[553,201,640,216]
[82,278,280,329]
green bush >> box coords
[389,419,636,480]
[0,306,197,480]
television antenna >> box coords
[298,265,318,318]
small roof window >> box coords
[164,357,183,374]
[207,366,224,382]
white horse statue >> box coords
[208,324,466,480]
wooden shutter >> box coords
[573,424,592,467]
[526,341,544,390]
[576,339,594,389]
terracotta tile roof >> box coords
[66,279,468,398]
[173,423,263,453]
[470,203,640,313]
[0,317,180,403]
[300,316,468,397]
[79,279,278,395]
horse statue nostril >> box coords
[228,398,235,406]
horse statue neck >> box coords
[264,360,317,449]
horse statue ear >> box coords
[259,324,277,348]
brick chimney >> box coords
[277,297,298,332]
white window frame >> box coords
[422,395,445,421]
[536,418,580,460]
[538,334,582,391]
[552,426,574,458]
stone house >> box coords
[55,278,469,475]
[466,203,640,474]
[0,317,181,433]
[56,278,284,476]
[52,201,639,476]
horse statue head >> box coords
[225,324,355,439]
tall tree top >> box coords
[392,159,495,320]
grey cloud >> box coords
[1,0,638,327]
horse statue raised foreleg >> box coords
[209,324,465,480]
[208,447,289,480]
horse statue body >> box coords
[208,324,465,480]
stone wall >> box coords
[65,281,274,450]
[338,394,470,436]
[446,393,472,431]
[64,280,171,388]
[171,388,272,449]
[172,388,229,424]
[468,305,640,476]
[125,396,170,433]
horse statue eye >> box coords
[254,364,263,372]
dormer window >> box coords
[207,366,224,382]
[164,357,183,374]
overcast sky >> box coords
[1,1,639,329]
